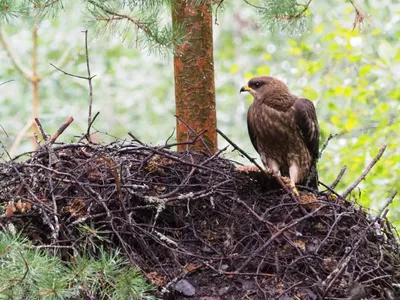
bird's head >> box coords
[240,76,294,110]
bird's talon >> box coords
[264,168,273,175]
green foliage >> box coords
[0,228,153,299]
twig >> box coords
[47,147,60,242]
[82,30,94,139]
[34,118,49,141]
[128,132,145,145]
[50,63,96,80]
[242,0,264,10]
[165,128,176,146]
[330,166,347,190]
[318,181,344,200]
[84,111,100,142]
[0,124,9,138]
[342,145,387,199]
[0,79,14,87]
[214,0,225,25]
[319,133,337,159]
[49,116,74,144]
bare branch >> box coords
[0,79,14,87]
[50,63,95,80]
[342,145,387,199]
[82,30,94,139]
[48,116,74,145]
[319,133,337,159]
[330,166,347,190]
[34,118,49,141]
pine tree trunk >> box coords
[172,0,217,153]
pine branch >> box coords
[0,0,31,23]
[243,0,312,32]
[87,0,184,53]
[273,0,312,20]
[88,0,153,35]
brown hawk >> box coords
[240,76,320,194]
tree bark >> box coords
[172,0,217,153]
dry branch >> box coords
[342,144,387,199]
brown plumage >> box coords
[240,76,320,190]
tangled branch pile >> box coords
[0,140,399,299]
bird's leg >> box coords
[281,176,300,197]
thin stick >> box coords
[319,133,337,159]
[0,124,9,138]
[342,145,387,199]
[128,132,145,145]
[0,79,14,87]
[34,118,49,141]
[330,166,347,190]
[82,30,94,139]
[318,181,343,200]
[50,63,95,80]
[49,116,74,144]
[86,111,100,141]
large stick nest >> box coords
[0,141,399,299]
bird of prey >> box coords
[240,76,320,195]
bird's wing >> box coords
[294,98,320,162]
[247,107,259,153]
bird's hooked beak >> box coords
[240,84,253,94]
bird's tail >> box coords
[305,163,319,191]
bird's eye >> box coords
[254,82,260,88]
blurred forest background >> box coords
[0,1,399,224]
